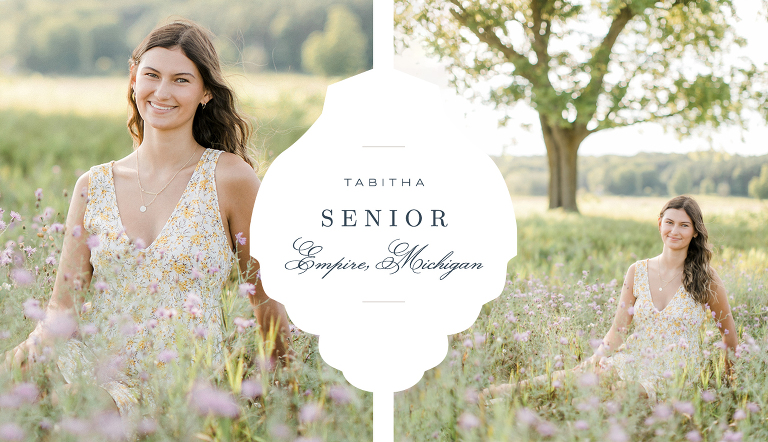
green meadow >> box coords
[1,75,767,441]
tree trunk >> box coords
[539,114,588,213]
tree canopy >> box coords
[396,0,768,212]
[0,0,372,76]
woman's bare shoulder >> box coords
[215,152,260,198]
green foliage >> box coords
[700,177,717,195]
[395,0,764,134]
[0,0,372,75]
[748,164,768,200]
[301,5,368,77]
[668,167,693,196]
[494,152,768,198]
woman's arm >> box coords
[707,268,737,378]
[588,263,637,367]
[7,172,93,368]
[217,154,291,365]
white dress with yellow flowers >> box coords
[57,148,236,417]
[604,259,709,400]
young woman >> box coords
[6,20,291,417]
[486,195,737,401]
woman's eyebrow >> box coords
[142,66,196,77]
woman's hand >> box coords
[4,324,47,372]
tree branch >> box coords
[447,0,536,83]
[591,107,688,133]
[575,5,635,120]
[530,0,550,67]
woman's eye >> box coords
[146,73,158,78]
[175,78,189,83]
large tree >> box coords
[395,0,766,212]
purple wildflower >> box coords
[673,401,694,415]
[92,411,125,441]
[733,409,746,421]
[329,385,352,405]
[685,430,702,442]
[574,420,589,431]
[299,402,323,424]
[22,298,46,320]
[536,420,557,437]
[234,317,255,333]
[137,418,156,436]
[86,235,99,250]
[0,423,24,441]
[578,373,598,388]
[235,232,247,245]
[238,283,256,298]
[457,412,480,431]
[189,383,240,418]
[516,407,538,426]
[241,380,263,399]
[157,350,178,364]
[701,390,715,402]
[183,292,202,317]
[60,417,91,436]
[607,424,628,442]
[12,269,34,286]
[654,403,673,421]
[194,326,208,339]
[463,387,479,404]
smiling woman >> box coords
[5,19,291,422]
[485,195,738,403]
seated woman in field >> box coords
[485,195,737,401]
[5,20,291,419]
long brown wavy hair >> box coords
[127,20,254,167]
[659,196,714,305]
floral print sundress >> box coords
[57,148,236,418]
[604,259,709,400]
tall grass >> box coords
[1,77,767,440]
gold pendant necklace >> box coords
[657,258,682,292]
[136,147,198,213]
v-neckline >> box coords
[109,149,207,250]
[645,259,683,313]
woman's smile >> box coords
[148,101,177,111]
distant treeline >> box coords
[494,151,768,199]
[0,0,372,76]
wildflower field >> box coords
[1,75,768,441]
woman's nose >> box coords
[154,80,172,99]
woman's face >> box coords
[131,46,210,134]
[658,208,697,251]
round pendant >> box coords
[659,288,663,292]
[140,205,147,213]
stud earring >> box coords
[202,102,207,109]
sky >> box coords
[392,0,768,158]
